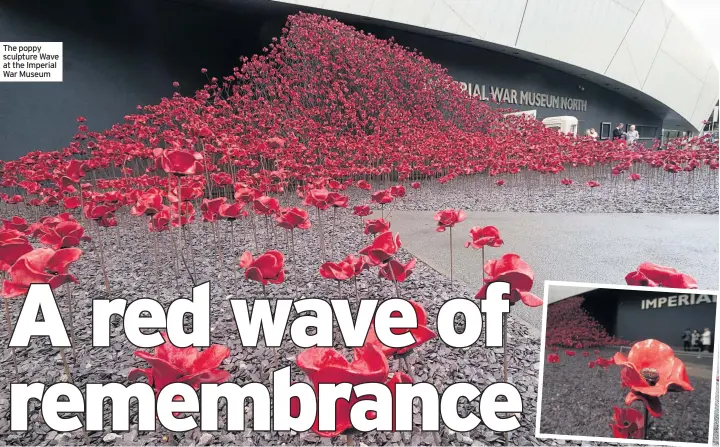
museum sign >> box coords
[456,81,588,112]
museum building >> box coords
[0,0,718,157]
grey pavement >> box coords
[389,211,720,334]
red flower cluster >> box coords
[545,296,630,348]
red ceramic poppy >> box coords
[565,350,576,357]
[39,221,90,249]
[474,253,543,307]
[609,406,644,439]
[364,218,390,235]
[614,339,693,397]
[465,226,503,249]
[360,231,401,265]
[366,300,436,357]
[434,209,466,232]
[234,186,262,204]
[370,189,393,205]
[378,258,416,282]
[276,207,311,230]
[547,354,560,363]
[390,185,406,198]
[62,196,81,210]
[295,343,389,437]
[625,262,697,289]
[595,357,613,369]
[356,180,371,191]
[327,192,349,208]
[410,182,421,189]
[319,260,355,281]
[303,188,332,210]
[61,159,89,184]
[0,236,33,272]
[588,361,595,368]
[201,197,227,222]
[155,149,204,176]
[342,254,367,275]
[253,196,280,216]
[219,202,247,221]
[2,216,29,234]
[353,205,372,217]
[239,250,286,285]
[2,247,82,298]
[128,332,230,395]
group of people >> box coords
[583,122,639,145]
[612,122,639,145]
[682,327,713,355]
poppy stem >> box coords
[66,284,76,360]
[386,260,402,300]
[503,312,509,446]
[291,230,298,299]
[481,247,485,280]
[643,405,648,439]
[96,226,111,294]
[251,215,259,253]
[317,208,326,261]
[337,280,342,300]
[331,207,337,260]
[449,227,453,290]
[346,434,354,446]
[354,276,359,301]
[2,296,19,381]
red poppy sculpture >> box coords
[128,333,231,396]
[433,209,466,287]
[239,250,286,289]
[475,253,543,307]
[609,406,645,439]
[613,339,693,418]
[295,343,411,440]
[625,262,697,289]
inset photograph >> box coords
[537,282,718,445]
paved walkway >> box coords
[389,211,720,333]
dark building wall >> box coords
[0,0,284,160]
[610,290,717,348]
[363,28,663,139]
[0,0,663,161]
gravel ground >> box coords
[539,347,712,444]
[0,202,558,446]
[0,169,716,446]
[384,167,719,214]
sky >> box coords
[665,0,720,68]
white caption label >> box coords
[1,42,63,82]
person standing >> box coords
[613,123,625,140]
[702,327,712,353]
[588,128,599,140]
[691,329,699,351]
[682,328,692,351]
[626,124,639,146]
